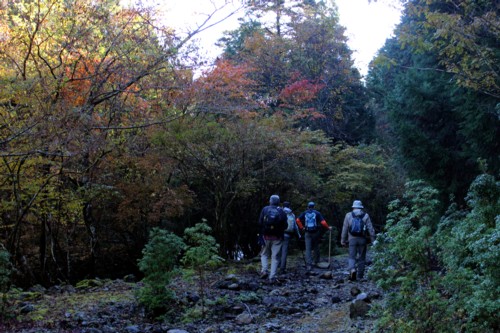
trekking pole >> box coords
[328,228,332,269]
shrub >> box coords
[370,180,452,332]
[136,228,186,317]
[435,174,499,332]
[371,175,500,332]
[0,245,12,319]
[0,246,11,292]
[181,221,223,317]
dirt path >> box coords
[2,252,382,333]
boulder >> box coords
[235,312,253,324]
[349,299,371,318]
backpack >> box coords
[304,211,317,231]
[263,206,281,233]
[285,212,296,233]
[349,212,366,236]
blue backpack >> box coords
[349,212,366,236]
[304,211,317,231]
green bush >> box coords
[136,228,186,317]
[0,246,12,319]
[0,247,10,292]
[181,221,223,317]
[182,222,223,270]
[371,175,499,332]
[435,174,499,332]
[370,180,451,333]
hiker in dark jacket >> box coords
[296,201,331,272]
[258,194,287,281]
[341,200,376,281]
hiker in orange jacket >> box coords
[296,201,331,272]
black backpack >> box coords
[263,206,281,233]
[349,212,366,236]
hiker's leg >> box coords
[357,240,368,278]
[349,238,364,280]
[347,240,357,272]
[312,236,320,265]
[280,234,291,271]
[260,239,272,274]
[313,230,325,265]
[276,242,282,270]
[304,232,314,270]
[269,239,283,279]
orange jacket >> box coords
[295,209,330,231]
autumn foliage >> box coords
[0,5,496,321]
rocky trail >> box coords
[1,252,383,333]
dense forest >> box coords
[0,0,498,331]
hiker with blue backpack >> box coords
[258,194,288,282]
[277,201,301,274]
[296,201,331,272]
[341,200,376,281]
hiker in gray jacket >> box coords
[341,200,376,281]
[278,201,300,274]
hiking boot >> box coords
[349,269,357,281]
[260,271,268,279]
[268,277,283,285]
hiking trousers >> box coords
[261,238,283,279]
[304,231,321,270]
[279,233,293,271]
[348,237,368,278]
